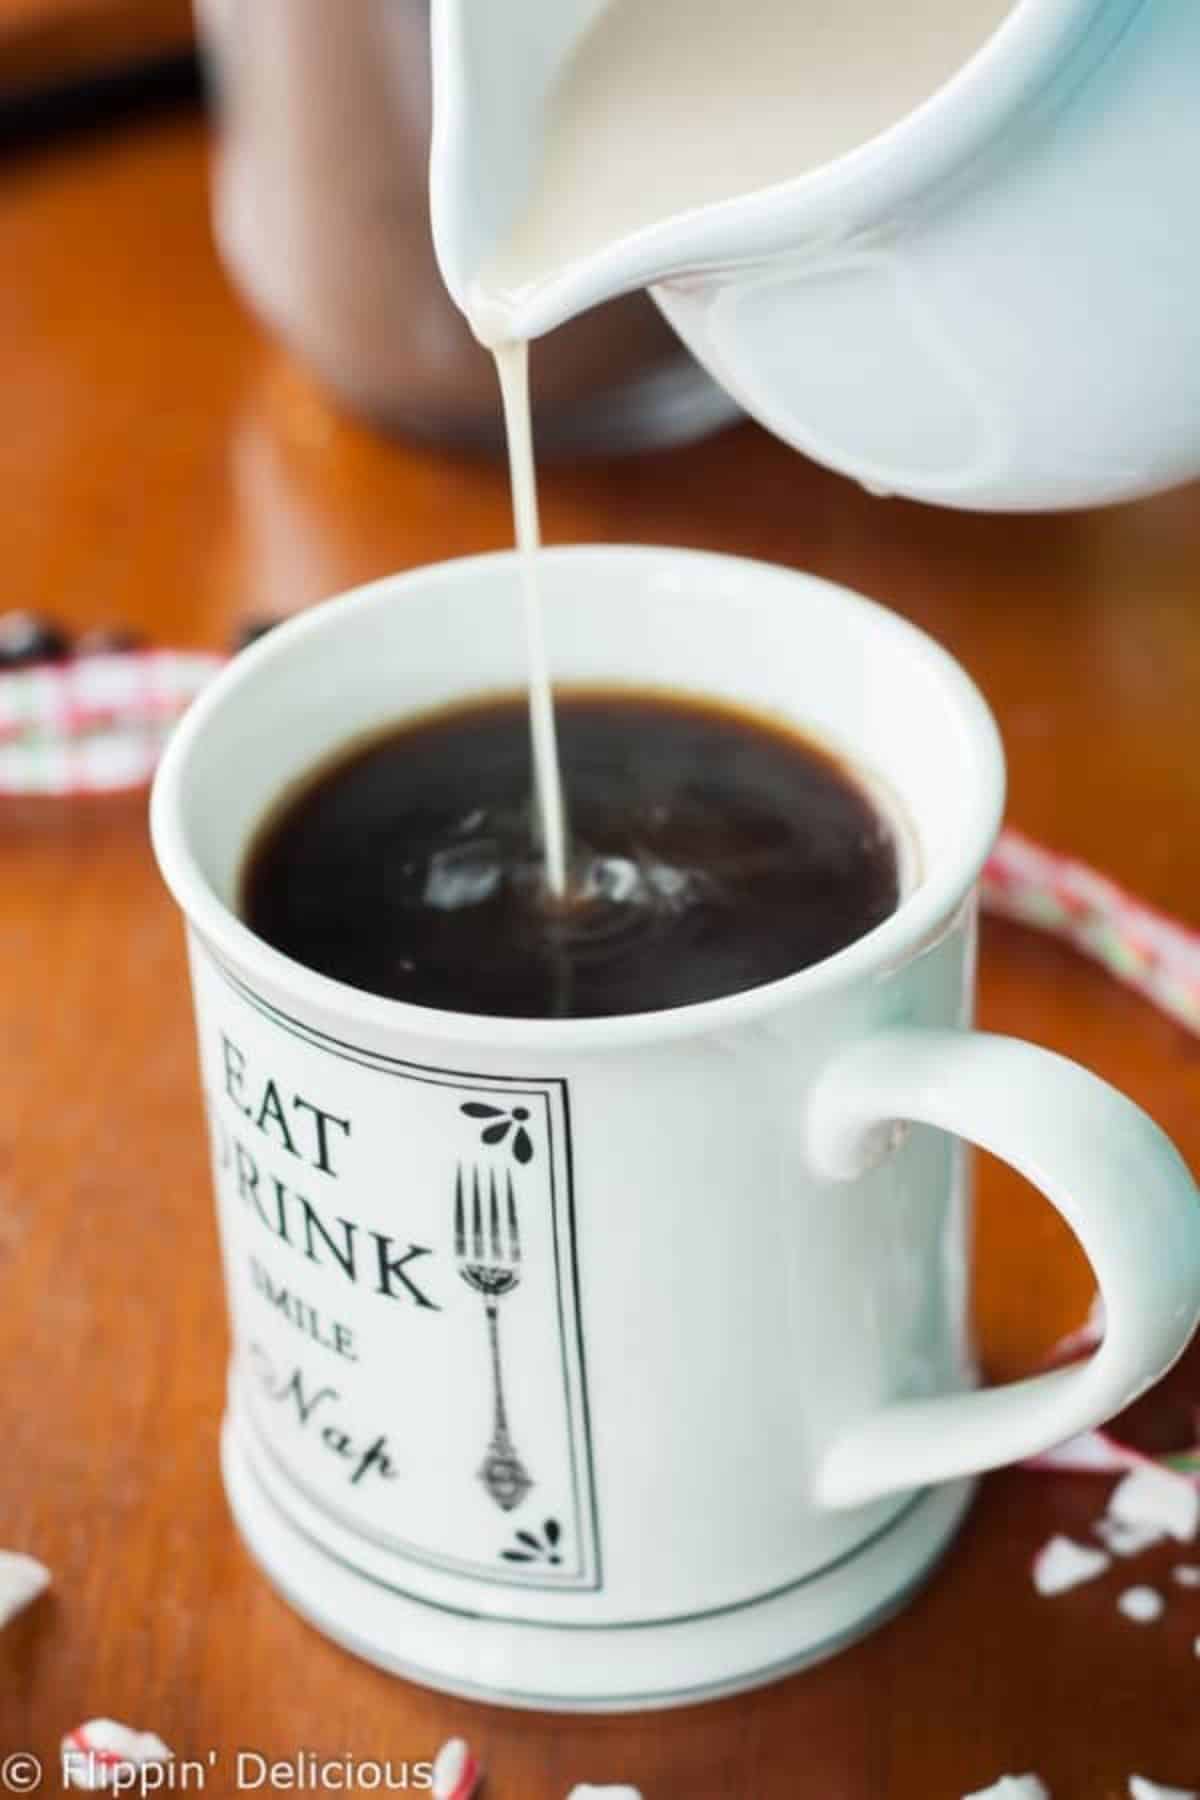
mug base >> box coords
[221,1411,975,1714]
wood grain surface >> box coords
[2,112,1199,1799]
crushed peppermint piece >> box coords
[962,1777,1050,1800]
[61,1721,172,1790]
[1033,1535,1110,1595]
[1109,1466,1200,1544]
[1095,1516,1166,1557]
[566,1789,644,1799]
[1172,1564,1200,1588]
[431,1739,482,1800]
[1128,1779,1198,1800]
[0,1551,50,1628]
[1117,1585,1165,1624]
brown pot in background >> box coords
[195,0,736,455]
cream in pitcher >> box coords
[433,0,1200,508]
[468,0,1016,337]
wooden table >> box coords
[3,110,1199,1800]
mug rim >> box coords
[151,545,1005,1051]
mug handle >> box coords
[806,1026,1200,1509]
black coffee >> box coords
[241,690,900,1019]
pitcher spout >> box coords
[429,0,745,345]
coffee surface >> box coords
[241,690,900,1019]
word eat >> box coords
[221,1032,350,1179]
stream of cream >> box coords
[474,0,1014,894]
[493,340,570,899]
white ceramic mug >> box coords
[151,547,1200,1712]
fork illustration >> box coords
[455,1163,533,1512]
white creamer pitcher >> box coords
[430,0,1200,510]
